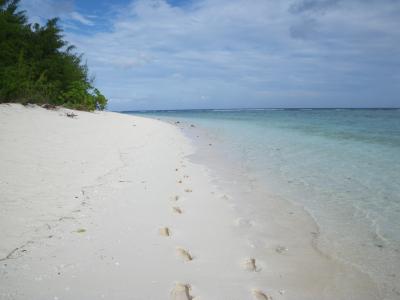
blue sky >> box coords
[21,0,400,110]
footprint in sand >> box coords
[235,218,255,228]
[275,245,288,254]
[252,289,272,300]
[159,227,170,237]
[171,283,193,300]
[172,206,183,214]
[243,258,260,272]
[176,248,193,262]
[247,239,264,249]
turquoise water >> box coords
[126,108,400,296]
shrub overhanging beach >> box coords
[0,0,107,111]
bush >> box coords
[0,0,108,111]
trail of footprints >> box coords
[162,164,272,300]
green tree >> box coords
[0,0,107,110]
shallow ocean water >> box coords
[127,108,400,298]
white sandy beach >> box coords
[0,104,380,300]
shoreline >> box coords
[0,104,380,299]
[142,115,383,299]
[167,114,399,300]
[141,109,400,300]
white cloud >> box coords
[21,0,400,109]
[21,0,93,26]
[69,12,94,26]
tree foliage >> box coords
[0,0,107,110]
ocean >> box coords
[125,108,400,298]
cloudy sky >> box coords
[21,0,400,110]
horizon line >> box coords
[118,107,400,113]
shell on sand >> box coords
[173,206,183,214]
[243,258,257,271]
[171,283,193,300]
[159,227,170,237]
[177,248,193,261]
[252,289,272,300]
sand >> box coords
[0,104,380,299]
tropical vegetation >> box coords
[0,0,107,110]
